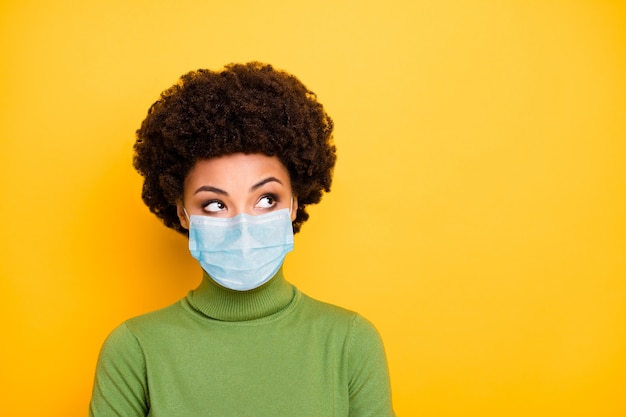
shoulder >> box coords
[101,299,188,347]
[296,290,383,341]
[297,291,357,321]
[295,291,389,375]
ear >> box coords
[176,201,190,230]
[290,196,299,222]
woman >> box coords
[90,62,395,416]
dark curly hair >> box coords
[133,62,336,235]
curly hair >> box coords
[133,62,336,235]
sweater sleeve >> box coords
[347,315,396,417]
[89,323,149,417]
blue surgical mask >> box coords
[186,208,294,291]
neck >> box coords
[188,268,294,321]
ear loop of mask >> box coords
[183,196,294,221]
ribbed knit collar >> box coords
[187,268,295,321]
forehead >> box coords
[184,153,291,188]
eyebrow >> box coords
[193,177,283,195]
[250,177,283,191]
[193,185,228,195]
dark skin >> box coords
[175,153,298,229]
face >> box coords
[176,153,298,230]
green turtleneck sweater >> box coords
[89,270,395,416]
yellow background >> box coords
[1,0,625,416]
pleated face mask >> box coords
[187,208,294,291]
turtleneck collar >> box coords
[187,268,295,321]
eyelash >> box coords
[256,194,279,208]
[202,200,226,213]
[200,194,280,213]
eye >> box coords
[255,194,277,209]
[203,200,226,213]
